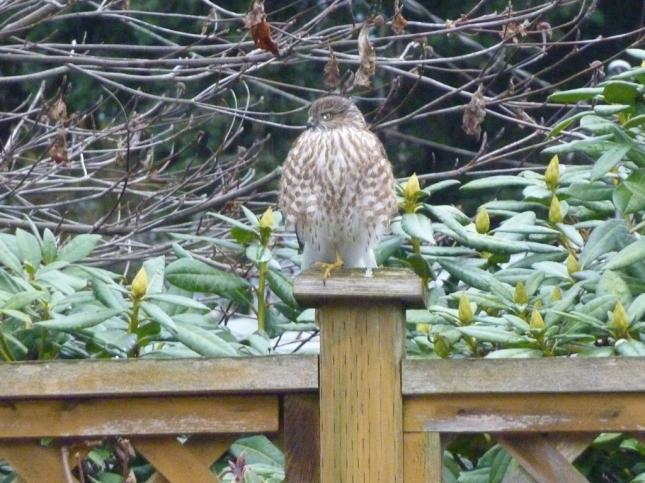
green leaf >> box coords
[579,115,616,133]
[565,183,613,202]
[232,225,259,244]
[209,212,258,233]
[16,228,41,269]
[436,259,496,291]
[597,270,632,306]
[628,293,645,323]
[547,87,603,103]
[42,229,58,264]
[142,256,165,295]
[605,238,645,270]
[401,213,435,243]
[549,110,592,137]
[241,205,260,226]
[166,258,247,295]
[485,348,543,359]
[144,293,208,311]
[140,301,178,331]
[602,81,640,105]
[267,270,298,307]
[580,220,629,268]
[614,182,645,214]
[457,326,525,344]
[615,339,645,357]
[246,243,272,264]
[543,135,617,156]
[36,308,122,331]
[623,169,645,204]
[591,145,630,180]
[375,236,402,265]
[460,176,535,191]
[423,179,460,195]
[174,323,238,357]
[57,234,101,262]
[93,281,128,310]
[626,48,645,59]
[0,238,23,274]
[2,290,46,310]
[231,435,284,467]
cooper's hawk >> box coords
[279,96,397,274]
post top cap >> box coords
[293,268,426,308]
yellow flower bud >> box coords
[416,323,430,334]
[545,155,559,191]
[458,292,474,324]
[404,173,421,200]
[131,267,148,299]
[514,281,528,304]
[548,195,563,224]
[475,207,490,234]
[610,302,629,335]
[551,286,562,301]
[259,207,275,229]
[530,308,545,330]
[433,335,451,358]
[566,253,580,275]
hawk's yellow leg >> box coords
[319,251,344,281]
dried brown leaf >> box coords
[244,0,279,55]
[462,85,486,139]
[48,130,68,164]
[243,0,264,29]
[392,1,408,35]
[500,20,529,43]
[353,22,376,88]
[324,49,341,89]
[48,97,67,124]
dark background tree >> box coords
[0,0,642,266]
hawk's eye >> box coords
[322,113,331,121]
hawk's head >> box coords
[307,96,366,130]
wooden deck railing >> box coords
[0,269,643,482]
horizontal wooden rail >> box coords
[0,355,318,399]
[403,357,645,394]
[0,395,278,437]
[1,356,642,398]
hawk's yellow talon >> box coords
[319,252,344,282]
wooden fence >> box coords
[0,269,643,482]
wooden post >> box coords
[294,269,425,483]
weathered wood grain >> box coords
[0,441,73,483]
[501,433,596,483]
[318,303,405,483]
[293,268,426,308]
[0,396,278,437]
[403,432,442,483]
[0,355,317,399]
[403,358,645,395]
[497,434,589,483]
[282,393,320,483]
[404,393,645,432]
[147,435,236,483]
[134,437,219,483]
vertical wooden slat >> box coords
[282,393,320,482]
[0,441,74,483]
[134,437,218,483]
[497,434,588,483]
[404,432,443,483]
[318,302,404,483]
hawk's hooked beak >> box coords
[306,117,315,129]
